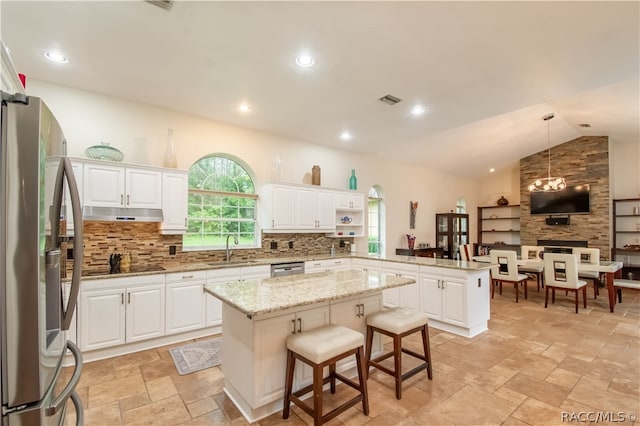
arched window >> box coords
[184,155,258,249]
[368,186,385,255]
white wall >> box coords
[28,80,480,256]
[610,138,640,199]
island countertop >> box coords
[204,269,415,317]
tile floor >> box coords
[65,283,640,425]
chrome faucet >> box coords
[225,234,239,262]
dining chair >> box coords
[572,247,602,299]
[459,244,472,261]
[543,253,588,313]
[490,250,529,302]
[518,245,544,291]
[614,279,640,303]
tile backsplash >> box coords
[71,222,353,275]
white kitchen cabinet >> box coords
[293,188,335,230]
[304,258,351,273]
[160,171,188,234]
[262,183,335,232]
[381,262,419,310]
[165,271,206,335]
[418,265,490,337]
[335,191,364,210]
[261,184,295,230]
[79,274,165,351]
[351,258,382,273]
[329,293,382,371]
[83,163,162,209]
[253,305,330,407]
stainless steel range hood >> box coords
[82,206,164,222]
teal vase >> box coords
[349,169,357,190]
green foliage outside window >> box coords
[184,156,257,248]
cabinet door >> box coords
[401,279,420,311]
[270,185,295,229]
[419,274,442,319]
[166,281,205,335]
[161,171,188,234]
[205,268,243,327]
[294,306,331,389]
[253,313,295,407]
[79,287,125,351]
[293,188,317,229]
[125,168,162,209]
[83,163,125,207]
[316,190,335,230]
[126,284,165,342]
[441,279,467,326]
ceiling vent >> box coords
[146,0,174,10]
[577,123,592,128]
[378,94,403,106]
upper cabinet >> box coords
[160,171,188,234]
[83,163,162,209]
[336,192,364,210]
[262,183,335,233]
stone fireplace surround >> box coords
[520,136,610,259]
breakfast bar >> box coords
[204,269,416,423]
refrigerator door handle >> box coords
[70,390,84,426]
[46,341,83,416]
[60,157,84,331]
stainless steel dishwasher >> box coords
[270,261,305,277]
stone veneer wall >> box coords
[520,136,610,259]
[69,222,353,275]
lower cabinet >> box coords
[304,258,351,273]
[165,271,206,335]
[420,272,467,326]
[253,305,330,407]
[79,274,165,352]
[381,263,419,310]
[418,266,490,337]
[329,293,382,371]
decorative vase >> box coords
[312,165,321,185]
[406,234,416,249]
[164,128,177,168]
[496,196,509,206]
[349,169,357,190]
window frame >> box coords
[183,154,259,251]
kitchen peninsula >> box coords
[204,269,416,422]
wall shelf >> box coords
[476,205,521,256]
[612,198,640,280]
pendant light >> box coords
[528,113,566,192]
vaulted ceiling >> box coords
[2,1,638,178]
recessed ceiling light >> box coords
[237,103,252,113]
[44,51,69,64]
[489,168,496,173]
[340,131,352,141]
[295,55,315,68]
[410,105,427,116]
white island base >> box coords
[220,296,382,423]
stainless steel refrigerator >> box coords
[1,92,84,425]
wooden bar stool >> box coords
[282,324,369,426]
[365,307,433,400]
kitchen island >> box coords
[204,269,415,423]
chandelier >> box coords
[528,113,566,192]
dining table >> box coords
[472,255,624,312]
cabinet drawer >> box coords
[165,270,206,283]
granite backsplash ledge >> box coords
[69,222,353,275]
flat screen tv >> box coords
[530,185,590,215]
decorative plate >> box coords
[85,143,124,162]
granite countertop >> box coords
[203,269,415,317]
[74,252,489,281]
